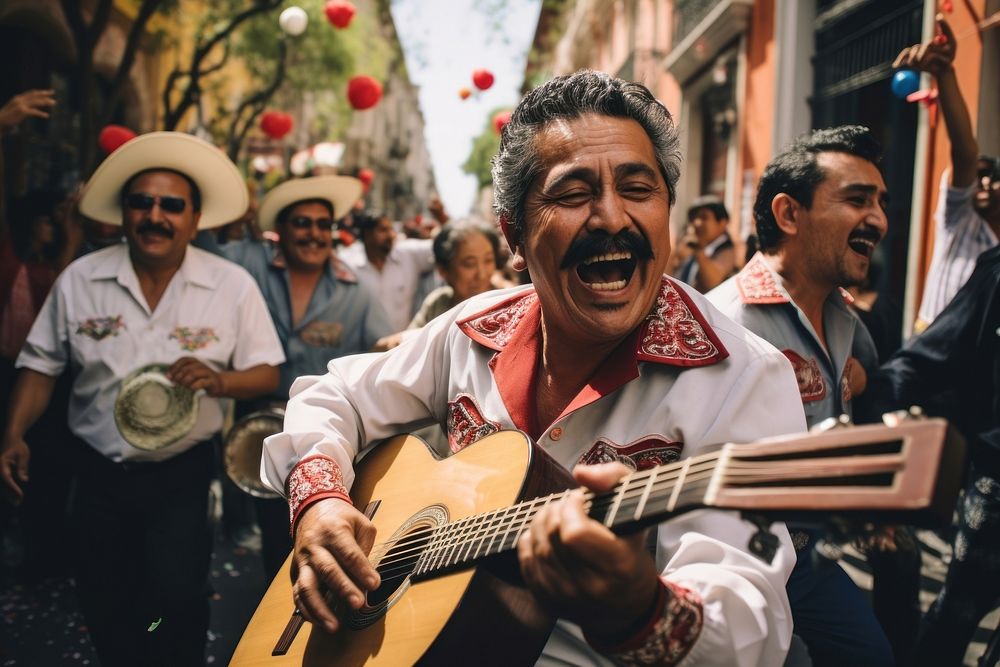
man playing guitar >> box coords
[261,71,808,665]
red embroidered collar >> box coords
[735,253,790,304]
[457,279,728,367]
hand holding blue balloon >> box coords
[891,70,920,99]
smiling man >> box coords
[708,126,909,666]
[263,71,807,665]
[207,175,392,576]
[0,132,285,666]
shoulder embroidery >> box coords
[736,254,789,304]
[169,326,220,352]
[300,321,345,347]
[330,255,358,283]
[457,291,537,351]
[76,315,125,341]
[782,349,827,403]
[446,394,502,453]
[637,279,728,366]
[840,357,854,405]
[286,455,350,531]
[578,436,683,471]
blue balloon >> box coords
[891,70,920,99]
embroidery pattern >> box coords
[300,321,345,347]
[169,326,220,352]
[458,292,537,349]
[782,349,827,403]
[76,315,125,341]
[286,456,350,527]
[840,357,854,406]
[446,394,501,453]
[578,436,682,471]
[736,254,789,304]
[639,280,720,362]
[330,256,358,283]
[609,582,704,666]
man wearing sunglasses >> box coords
[0,131,285,666]
[204,175,392,577]
[901,17,1000,331]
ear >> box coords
[770,193,801,238]
[188,212,203,241]
[498,215,527,272]
[436,264,448,281]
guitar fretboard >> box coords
[408,451,722,579]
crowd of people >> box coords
[0,15,997,667]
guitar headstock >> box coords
[703,418,965,526]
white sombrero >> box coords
[257,175,363,231]
[79,131,248,230]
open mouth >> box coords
[576,251,637,291]
[848,236,876,259]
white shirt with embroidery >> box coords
[264,278,806,667]
[338,238,436,331]
[17,244,286,462]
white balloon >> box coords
[279,6,308,36]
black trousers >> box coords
[914,469,1000,667]
[72,440,214,667]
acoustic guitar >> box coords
[231,419,963,666]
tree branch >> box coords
[101,0,165,127]
[227,38,288,160]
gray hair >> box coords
[491,70,680,239]
[433,217,501,268]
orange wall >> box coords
[734,0,776,245]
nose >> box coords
[586,188,631,236]
[868,204,889,239]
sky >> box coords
[390,0,542,217]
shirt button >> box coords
[549,427,563,441]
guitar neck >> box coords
[411,453,714,580]
[409,419,961,582]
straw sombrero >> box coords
[79,131,248,230]
[257,175,363,231]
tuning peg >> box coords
[809,413,853,433]
[881,405,926,427]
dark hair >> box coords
[433,218,501,268]
[120,168,202,213]
[8,189,69,262]
[978,155,1000,182]
[276,198,334,226]
[351,211,387,232]
[754,125,881,252]
[687,195,729,223]
[491,70,680,239]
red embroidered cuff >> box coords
[587,579,704,666]
[286,455,351,535]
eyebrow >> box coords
[543,161,659,193]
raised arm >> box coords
[894,16,977,187]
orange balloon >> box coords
[458,87,472,100]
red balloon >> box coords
[347,76,383,111]
[492,110,512,136]
[472,69,495,91]
[98,125,136,153]
[260,111,293,139]
[357,168,375,186]
[324,0,356,28]
[458,87,472,100]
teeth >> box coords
[582,251,632,265]
[588,279,627,291]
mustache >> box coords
[849,227,881,244]
[560,230,654,269]
[135,221,174,238]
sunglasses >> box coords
[288,216,335,231]
[125,193,187,214]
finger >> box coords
[892,46,913,69]
[25,109,50,119]
[0,461,24,505]
[915,42,931,64]
[294,564,341,633]
[572,462,632,492]
[936,15,955,42]
[309,544,370,609]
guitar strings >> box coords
[365,453,900,576]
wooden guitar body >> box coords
[230,431,574,666]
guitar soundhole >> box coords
[347,504,448,630]
[367,527,433,606]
